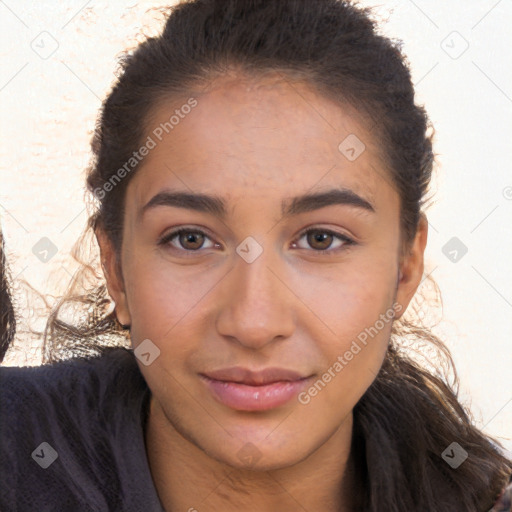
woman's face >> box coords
[101,73,426,470]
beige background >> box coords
[1,1,511,453]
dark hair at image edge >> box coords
[21,0,509,510]
[0,231,16,362]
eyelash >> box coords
[158,226,355,256]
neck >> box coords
[145,396,361,512]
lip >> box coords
[202,367,307,385]
[199,367,313,411]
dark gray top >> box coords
[0,347,165,511]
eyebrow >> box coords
[140,187,375,220]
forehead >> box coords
[130,73,396,211]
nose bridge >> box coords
[216,245,295,349]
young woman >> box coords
[1,1,511,510]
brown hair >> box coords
[0,231,16,362]
[40,1,511,510]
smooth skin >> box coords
[98,71,427,512]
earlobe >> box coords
[394,215,428,319]
[95,227,132,327]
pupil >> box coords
[308,231,332,250]
[181,232,203,249]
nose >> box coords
[215,248,296,350]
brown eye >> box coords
[307,230,334,250]
[178,231,205,250]
[159,228,216,253]
[293,228,354,253]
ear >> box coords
[95,227,131,327]
[394,214,428,320]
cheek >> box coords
[295,296,394,418]
[288,259,397,405]
[290,254,398,339]
[124,256,225,344]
